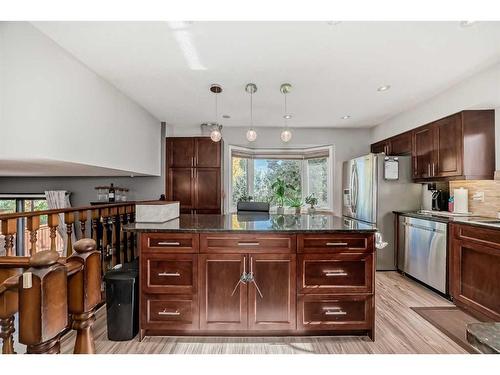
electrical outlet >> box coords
[472,192,484,202]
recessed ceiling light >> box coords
[326,21,342,26]
[460,21,476,27]
[283,114,292,119]
[341,115,351,120]
[222,114,231,119]
[377,85,391,92]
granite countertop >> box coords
[393,210,500,230]
[124,213,377,233]
[466,322,500,354]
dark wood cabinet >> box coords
[371,131,411,156]
[195,168,220,212]
[199,253,248,331]
[248,254,296,331]
[371,110,495,181]
[167,168,195,212]
[412,125,434,179]
[166,137,222,214]
[450,223,500,321]
[139,232,375,339]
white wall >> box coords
[371,62,500,169]
[169,125,371,215]
[0,22,161,176]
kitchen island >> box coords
[125,213,377,340]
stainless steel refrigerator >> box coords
[342,153,421,270]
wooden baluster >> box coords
[78,210,88,239]
[1,219,17,256]
[0,277,19,354]
[64,212,75,258]
[47,214,59,252]
[100,208,110,273]
[91,209,99,244]
[118,206,127,263]
[18,250,68,354]
[26,216,40,256]
[110,207,119,267]
[67,239,101,354]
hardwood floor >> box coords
[57,272,467,354]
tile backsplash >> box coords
[449,178,500,218]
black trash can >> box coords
[104,268,139,341]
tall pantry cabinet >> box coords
[166,137,222,214]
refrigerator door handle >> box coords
[352,163,359,214]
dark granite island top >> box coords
[124,213,377,233]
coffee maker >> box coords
[431,189,449,211]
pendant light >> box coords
[209,84,223,142]
[280,83,292,143]
[245,83,258,142]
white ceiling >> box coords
[33,21,500,129]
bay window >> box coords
[229,145,333,212]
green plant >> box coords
[305,194,318,208]
[271,178,295,207]
[286,196,302,208]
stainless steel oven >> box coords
[398,216,447,294]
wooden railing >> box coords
[0,201,138,273]
[0,238,101,354]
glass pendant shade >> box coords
[246,128,257,142]
[280,129,292,142]
[210,127,222,142]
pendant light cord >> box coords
[250,90,253,128]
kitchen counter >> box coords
[393,210,499,229]
[125,213,377,233]
[127,213,377,340]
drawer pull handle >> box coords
[323,270,348,277]
[157,241,181,246]
[326,242,348,246]
[324,310,347,316]
[158,310,180,316]
[238,242,260,246]
[158,272,181,277]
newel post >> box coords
[18,250,68,354]
[0,284,18,354]
[67,239,101,354]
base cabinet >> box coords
[450,224,500,321]
[140,232,375,339]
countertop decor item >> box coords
[453,187,469,214]
[135,201,180,223]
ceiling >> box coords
[33,21,500,129]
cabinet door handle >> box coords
[238,242,260,246]
[158,310,180,316]
[157,241,180,246]
[326,242,348,246]
[323,270,348,277]
[158,272,180,277]
[427,164,431,176]
[432,163,435,176]
[324,310,347,316]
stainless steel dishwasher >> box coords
[398,216,447,294]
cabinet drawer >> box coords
[200,233,296,253]
[142,233,199,253]
[452,224,500,250]
[297,294,373,331]
[143,294,199,330]
[298,253,374,294]
[297,234,372,253]
[142,254,197,294]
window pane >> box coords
[253,159,301,205]
[0,200,16,214]
[307,158,328,208]
[232,157,248,206]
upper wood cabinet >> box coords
[166,137,222,214]
[372,109,495,181]
[370,131,411,156]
